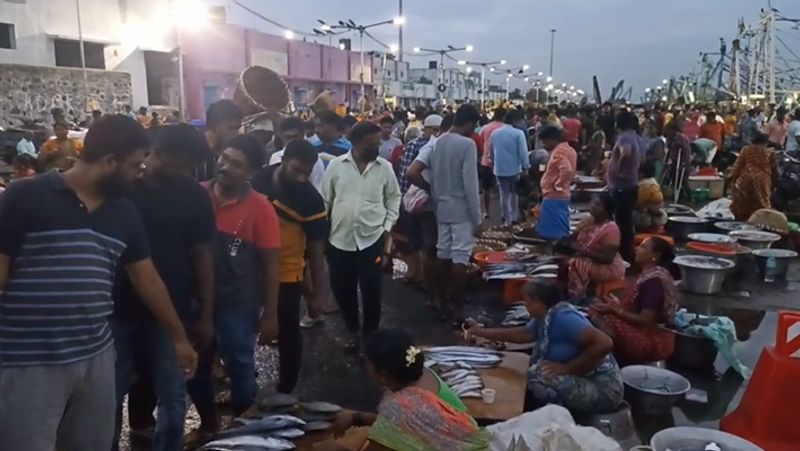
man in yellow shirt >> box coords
[39,122,83,172]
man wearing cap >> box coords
[396,114,442,292]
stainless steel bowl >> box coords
[667,216,711,242]
[752,248,798,279]
[728,230,781,250]
[674,255,736,294]
[622,365,690,416]
[687,232,737,244]
[650,427,763,451]
[714,221,761,233]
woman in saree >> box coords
[326,328,488,451]
[590,237,678,365]
[729,132,778,221]
[466,279,623,414]
[563,195,626,299]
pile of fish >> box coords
[437,362,484,398]
[199,414,304,450]
[501,303,531,327]
[199,395,344,450]
[481,256,560,280]
[425,346,503,369]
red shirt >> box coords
[479,121,504,167]
[471,132,485,160]
[562,117,582,144]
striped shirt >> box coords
[0,171,150,366]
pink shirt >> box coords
[540,142,577,200]
[479,121,505,167]
[767,119,787,146]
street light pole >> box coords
[480,65,486,108]
[548,28,557,77]
[439,52,445,103]
[359,30,365,112]
[75,0,89,114]
[398,0,403,62]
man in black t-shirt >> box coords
[112,124,216,451]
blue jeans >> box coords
[112,320,185,451]
[187,307,259,418]
[497,174,520,225]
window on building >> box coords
[400,71,404,78]
[54,39,105,69]
[374,67,379,74]
[387,70,392,77]
[144,50,176,106]
[0,23,15,49]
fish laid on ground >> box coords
[303,421,332,432]
[259,393,299,410]
[198,434,295,450]
[299,401,342,414]
[216,415,306,438]
[269,427,306,439]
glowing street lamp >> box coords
[284,30,295,40]
[413,46,421,53]
[393,16,406,25]
[465,45,474,52]
[546,76,552,82]
[389,43,399,53]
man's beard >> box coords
[363,147,379,161]
[97,170,132,199]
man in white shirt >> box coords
[321,121,401,352]
[787,109,800,155]
[267,117,325,193]
[378,116,403,160]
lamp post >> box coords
[318,17,405,112]
[495,65,530,101]
[414,44,473,103]
[548,29,557,76]
[171,0,211,116]
[457,59,505,108]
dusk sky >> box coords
[226,0,799,100]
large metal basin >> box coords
[649,427,762,451]
[674,255,735,295]
[728,230,781,250]
[714,221,760,233]
[622,365,690,416]
[752,248,798,280]
[667,216,711,242]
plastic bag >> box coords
[402,185,430,214]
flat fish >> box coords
[216,415,306,438]
[269,427,306,439]
[303,421,332,432]
[259,393,299,409]
[299,401,342,414]
[199,434,295,450]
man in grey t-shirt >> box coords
[408,105,481,323]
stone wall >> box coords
[0,64,132,128]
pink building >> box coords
[180,23,372,120]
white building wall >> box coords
[0,0,178,108]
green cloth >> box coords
[432,371,468,412]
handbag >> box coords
[402,185,430,214]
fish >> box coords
[299,401,342,414]
[530,264,559,274]
[426,346,500,354]
[198,434,295,450]
[259,393,299,410]
[459,391,482,398]
[269,427,305,439]
[453,383,483,395]
[303,421,332,432]
[216,415,306,438]
[296,411,336,422]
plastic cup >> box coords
[481,388,496,404]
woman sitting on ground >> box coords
[327,328,488,451]
[589,237,678,365]
[634,161,667,232]
[562,195,625,299]
[466,279,623,414]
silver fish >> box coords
[426,346,500,355]
[303,421,332,432]
[459,391,482,398]
[199,434,295,450]
[217,415,306,438]
[299,401,342,414]
[270,427,305,439]
[259,393,298,409]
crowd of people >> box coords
[1,95,798,451]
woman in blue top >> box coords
[466,279,623,414]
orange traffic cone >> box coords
[720,311,800,451]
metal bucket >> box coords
[649,427,762,451]
[667,216,711,242]
[728,230,781,250]
[578,401,640,450]
[667,328,718,372]
[674,255,736,295]
[752,248,798,279]
[621,365,690,416]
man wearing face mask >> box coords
[321,121,401,353]
[252,139,327,393]
[0,115,196,451]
